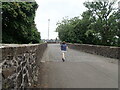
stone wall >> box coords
[0,43,47,89]
[68,43,120,59]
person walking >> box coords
[60,41,67,62]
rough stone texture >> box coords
[67,43,120,59]
[0,43,47,89]
[0,46,2,90]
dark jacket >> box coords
[61,44,67,51]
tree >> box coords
[56,17,83,43]
[2,2,40,44]
[84,0,117,45]
[56,0,119,46]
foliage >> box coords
[2,2,40,44]
[56,0,119,46]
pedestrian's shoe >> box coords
[62,58,65,62]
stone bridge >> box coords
[0,43,119,89]
[1,43,47,89]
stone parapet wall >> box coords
[67,43,120,59]
[0,43,47,89]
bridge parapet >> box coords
[68,43,120,59]
[0,43,47,89]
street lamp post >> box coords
[48,19,50,40]
[118,1,120,10]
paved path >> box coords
[39,44,118,88]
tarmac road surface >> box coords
[39,44,118,88]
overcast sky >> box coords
[34,0,119,39]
